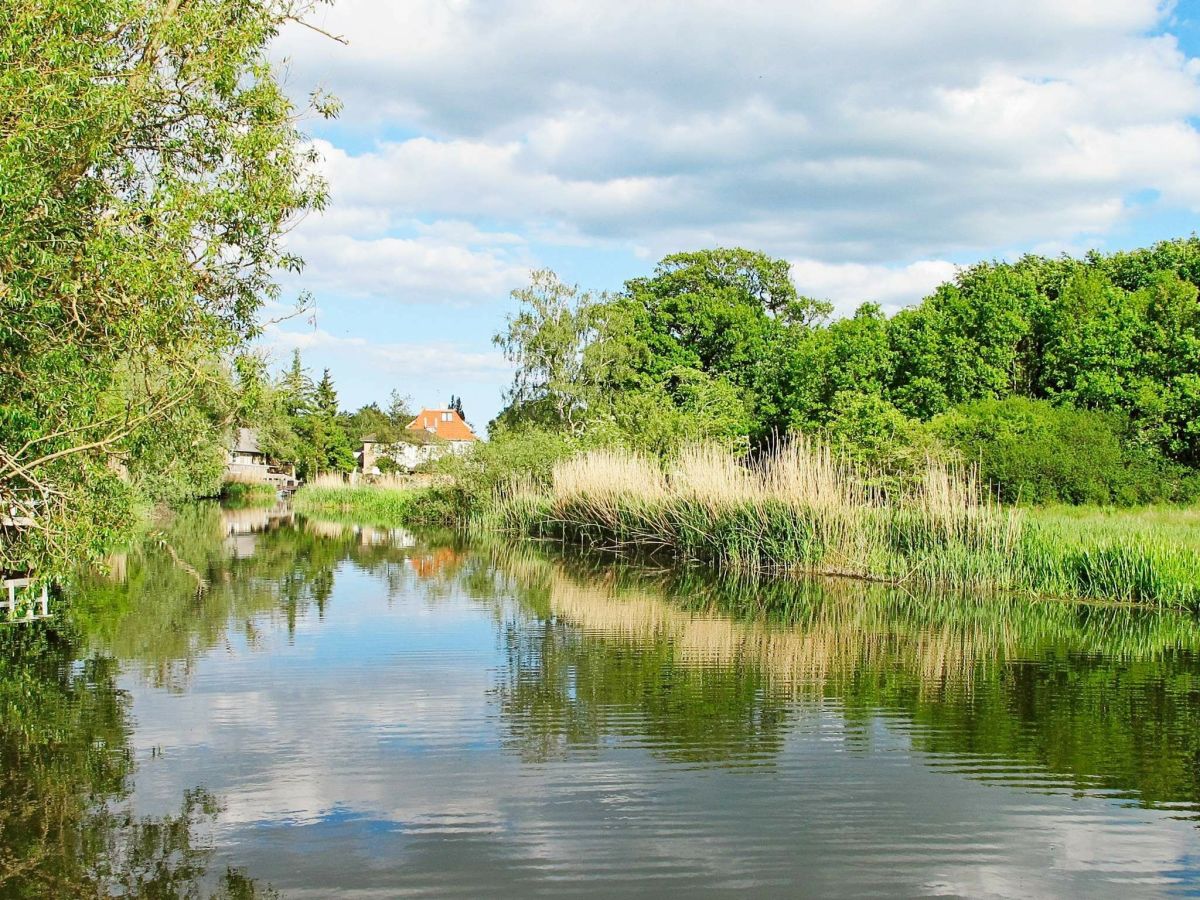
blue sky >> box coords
[265,0,1200,431]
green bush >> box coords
[434,426,585,518]
[375,456,402,475]
[819,392,950,495]
[931,397,1197,505]
[219,482,278,507]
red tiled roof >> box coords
[407,409,479,442]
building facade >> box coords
[359,409,479,475]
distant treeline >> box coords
[487,239,1200,506]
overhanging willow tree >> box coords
[0,0,338,573]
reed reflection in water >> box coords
[2,505,1198,897]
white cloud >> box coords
[274,0,1200,264]
[261,324,512,384]
[262,0,1200,424]
[285,228,532,304]
[789,259,960,317]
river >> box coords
[2,502,1199,897]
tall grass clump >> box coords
[504,441,1020,590]
[1020,512,1200,607]
[492,441,1199,607]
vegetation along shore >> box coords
[295,441,1200,607]
[3,0,1199,606]
[290,238,1200,607]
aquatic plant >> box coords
[219,480,279,507]
[493,442,1200,607]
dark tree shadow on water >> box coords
[0,623,276,899]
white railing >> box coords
[1,577,51,622]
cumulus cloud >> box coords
[789,259,960,317]
[261,324,512,384]
[275,0,1200,265]
[284,227,533,304]
[261,1,1200,421]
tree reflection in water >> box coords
[487,543,1200,814]
[0,624,276,898]
[6,503,1200,895]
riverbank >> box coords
[498,445,1200,607]
[218,481,279,507]
[291,446,1200,608]
[293,474,457,528]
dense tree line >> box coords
[493,239,1200,504]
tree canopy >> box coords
[493,237,1200,501]
[0,0,336,573]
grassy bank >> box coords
[292,475,457,528]
[490,444,1200,608]
[1020,505,1200,606]
[218,480,279,507]
[285,449,1200,607]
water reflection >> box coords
[2,506,1198,896]
[492,549,1200,812]
[0,624,276,897]
[73,506,432,690]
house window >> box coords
[442,412,452,422]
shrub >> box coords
[930,397,1197,505]
[376,456,402,475]
[819,392,950,496]
[433,426,586,518]
[219,481,278,507]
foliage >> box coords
[305,369,356,475]
[0,0,335,575]
[219,481,278,507]
[246,351,429,482]
[821,392,950,493]
[512,443,1200,605]
[931,397,1199,505]
[492,269,619,434]
[607,368,753,456]
[116,356,238,505]
[490,238,1200,506]
[345,403,396,443]
[435,425,586,519]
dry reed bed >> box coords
[495,442,1200,607]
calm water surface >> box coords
[3,503,1200,897]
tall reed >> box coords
[493,441,1198,607]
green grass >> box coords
[1020,504,1200,606]
[292,483,460,528]
[1028,504,1200,550]
[218,481,278,507]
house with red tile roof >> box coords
[358,408,480,475]
[407,408,480,444]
